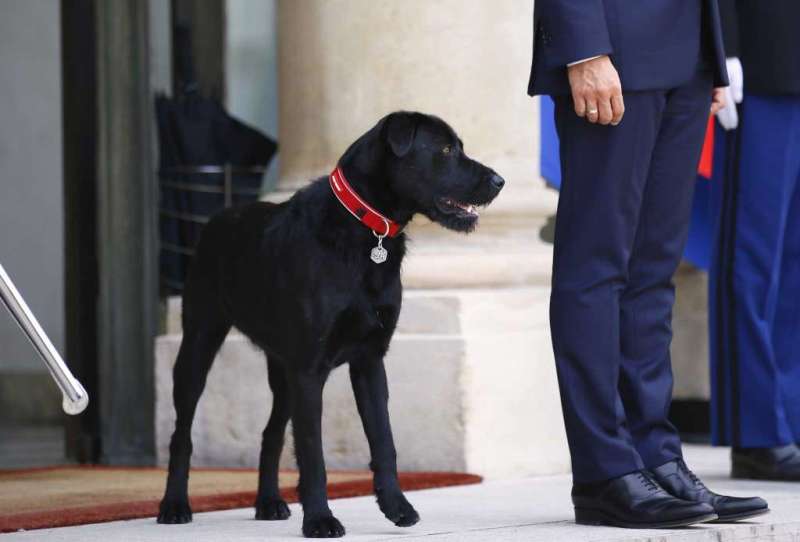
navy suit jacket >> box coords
[528,0,729,96]
[719,0,800,95]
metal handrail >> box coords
[0,263,89,415]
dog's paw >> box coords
[255,497,291,520]
[302,515,346,538]
[157,496,193,524]
[377,491,420,527]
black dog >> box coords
[157,111,504,538]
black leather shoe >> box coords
[651,458,769,522]
[572,470,717,528]
[732,444,800,481]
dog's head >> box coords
[342,112,505,233]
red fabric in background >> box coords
[698,115,715,179]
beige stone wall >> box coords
[671,263,711,400]
[277,0,537,187]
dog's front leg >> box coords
[350,359,420,527]
[290,371,345,538]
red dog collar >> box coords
[329,167,403,238]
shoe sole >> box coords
[575,508,718,529]
[710,508,770,523]
[732,464,800,482]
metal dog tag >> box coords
[370,219,390,264]
[371,237,388,264]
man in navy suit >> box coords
[528,0,768,528]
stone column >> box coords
[276,0,538,188]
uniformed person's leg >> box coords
[716,96,799,447]
[551,90,666,483]
[709,126,738,446]
[618,69,713,468]
[772,98,800,441]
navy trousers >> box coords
[710,95,800,447]
[551,69,713,483]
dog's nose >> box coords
[489,174,505,190]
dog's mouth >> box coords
[428,196,489,233]
[436,197,482,219]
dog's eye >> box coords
[442,145,452,155]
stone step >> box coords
[402,216,553,289]
[157,332,468,472]
[156,286,568,479]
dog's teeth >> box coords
[444,198,481,216]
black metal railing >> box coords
[159,164,266,293]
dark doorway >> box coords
[61,0,100,463]
[57,0,227,466]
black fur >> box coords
[157,111,504,538]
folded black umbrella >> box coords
[155,24,277,294]
[155,91,277,169]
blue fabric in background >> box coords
[709,95,800,447]
[540,97,562,189]
[539,95,717,269]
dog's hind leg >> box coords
[157,318,230,524]
[255,356,293,520]
[350,358,420,527]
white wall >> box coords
[0,1,64,373]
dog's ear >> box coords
[385,113,418,157]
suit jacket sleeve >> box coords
[538,0,613,69]
[717,0,740,57]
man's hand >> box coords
[567,55,624,126]
[711,87,726,116]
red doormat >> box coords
[0,466,481,533]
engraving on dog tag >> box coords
[371,241,388,264]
